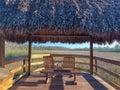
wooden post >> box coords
[28,36,32,75]
[0,33,5,67]
[90,36,93,74]
[94,58,97,74]
[23,59,26,73]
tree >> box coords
[114,44,120,49]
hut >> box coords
[0,0,120,90]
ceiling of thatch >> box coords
[0,0,120,44]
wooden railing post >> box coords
[90,36,93,74]
[94,58,97,74]
[0,33,5,67]
[23,59,26,73]
[28,36,32,75]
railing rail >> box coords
[50,54,90,58]
[94,56,120,66]
[93,56,120,89]
[94,65,120,79]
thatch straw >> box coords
[0,0,120,44]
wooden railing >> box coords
[93,56,120,89]
[51,54,120,89]
[5,54,49,84]
[4,54,120,89]
[5,56,28,83]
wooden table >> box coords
[40,69,80,84]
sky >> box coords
[32,41,119,49]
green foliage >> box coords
[94,44,120,52]
[73,44,120,52]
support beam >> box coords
[28,37,32,75]
[32,35,90,38]
[0,33,5,67]
[90,36,93,74]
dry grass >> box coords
[32,50,120,61]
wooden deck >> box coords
[10,72,115,90]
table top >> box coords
[40,68,80,74]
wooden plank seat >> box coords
[40,56,80,84]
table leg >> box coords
[45,73,48,84]
[73,74,77,85]
[73,74,76,81]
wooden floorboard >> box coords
[10,72,114,90]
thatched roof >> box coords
[0,0,120,44]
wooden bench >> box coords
[40,56,80,84]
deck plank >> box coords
[10,72,113,90]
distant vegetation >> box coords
[5,42,28,59]
[74,44,120,52]
[32,46,69,50]
[94,45,120,52]
[5,41,120,59]
[5,42,69,59]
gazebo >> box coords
[0,0,120,90]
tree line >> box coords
[6,42,120,52]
